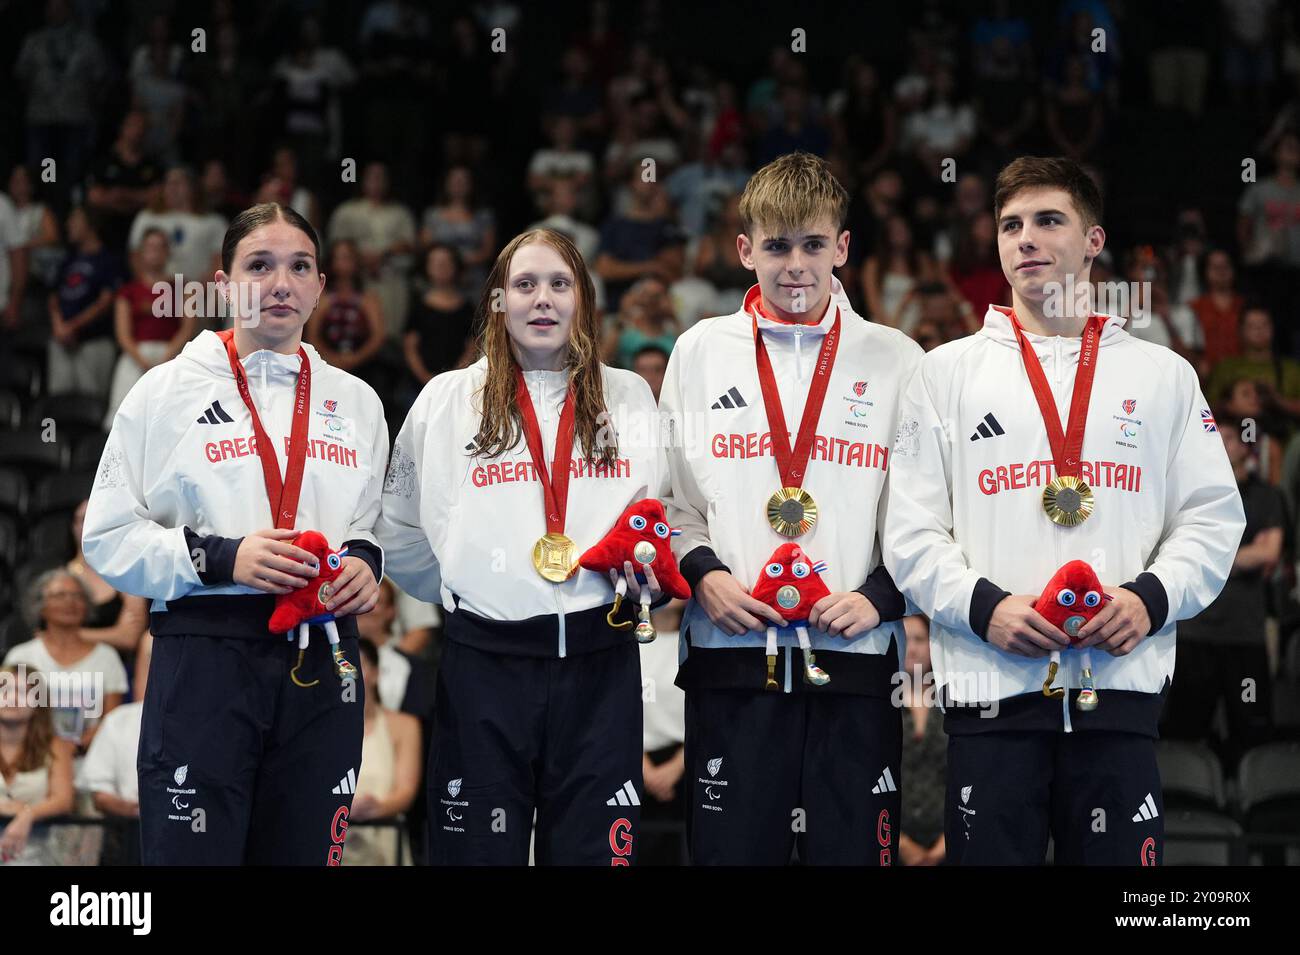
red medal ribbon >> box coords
[1007,311,1103,478]
[218,329,312,528]
[514,367,577,535]
[751,302,842,487]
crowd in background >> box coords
[2,0,1300,864]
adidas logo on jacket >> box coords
[661,278,923,693]
[376,358,669,658]
[883,305,1246,733]
[83,331,390,616]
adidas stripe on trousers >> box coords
[138,633,365,865]
[944,730,1164,865]
[684,689,902,865]
[426,637,644,865]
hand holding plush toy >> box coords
[267,530,358,686]
[1033,559,1111,711]
[751,542,832,689]
[580,499,690,644]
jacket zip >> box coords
[787,326,806,685]
[1051,336,1073,734]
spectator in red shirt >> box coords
[1189,248,1244,380]
[104,227,194,426]
[943,214,1009,321]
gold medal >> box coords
[767,487,818,537]
[1042,475,1094,526]
[532,532,578,583]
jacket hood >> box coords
[178,329,326,379]
[978,304,1129,351]
[742,276,856,340]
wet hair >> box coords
[993,156,1103,231]
[220,202,321,274]
[739,151,850,238]
[473,228,617,466]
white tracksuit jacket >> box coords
[375,358,669,658]
[661,278,923,694]
[883,305,1246,733]
[82,330,389,634]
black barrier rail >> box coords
[0,814,410,866]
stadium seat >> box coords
[1275,656,1300,733]
[29,394,108,442]
[0,514,18,568]
[0,356,41,398]
[0,612,29,659]
[0,467,26,518]
[1237,741,1300,864]
[1155,739,1227,810]
[1238,742,1300,816]
[72,431,109,471]
[0,388,21,428]
[0,428,70,479]
[29,470,97,519]
[27,511,74,562]
[0,574,11,619]
[1162,809,1244,865]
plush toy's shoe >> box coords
[803,651,830,687]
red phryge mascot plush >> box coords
[751,542,832,690]
[1033,559,1112,711]
[580,499,690,644]
[267,530,358,687]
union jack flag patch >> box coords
[1201,409,1217,432]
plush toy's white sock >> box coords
[796,626,812,651]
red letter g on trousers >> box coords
[327,805,349,866]
[609,818,633,866]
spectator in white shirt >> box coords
[4,570,128,759]
[81,634,152,818]
[127,166,227,287]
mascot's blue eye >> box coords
[327,554,341,570]
[1057,589,1076,607]
[792,562,810,578]
[654,522,669,538]
[630,515,647,531]
[1084,591,1101,607]
[766,563,783,578]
